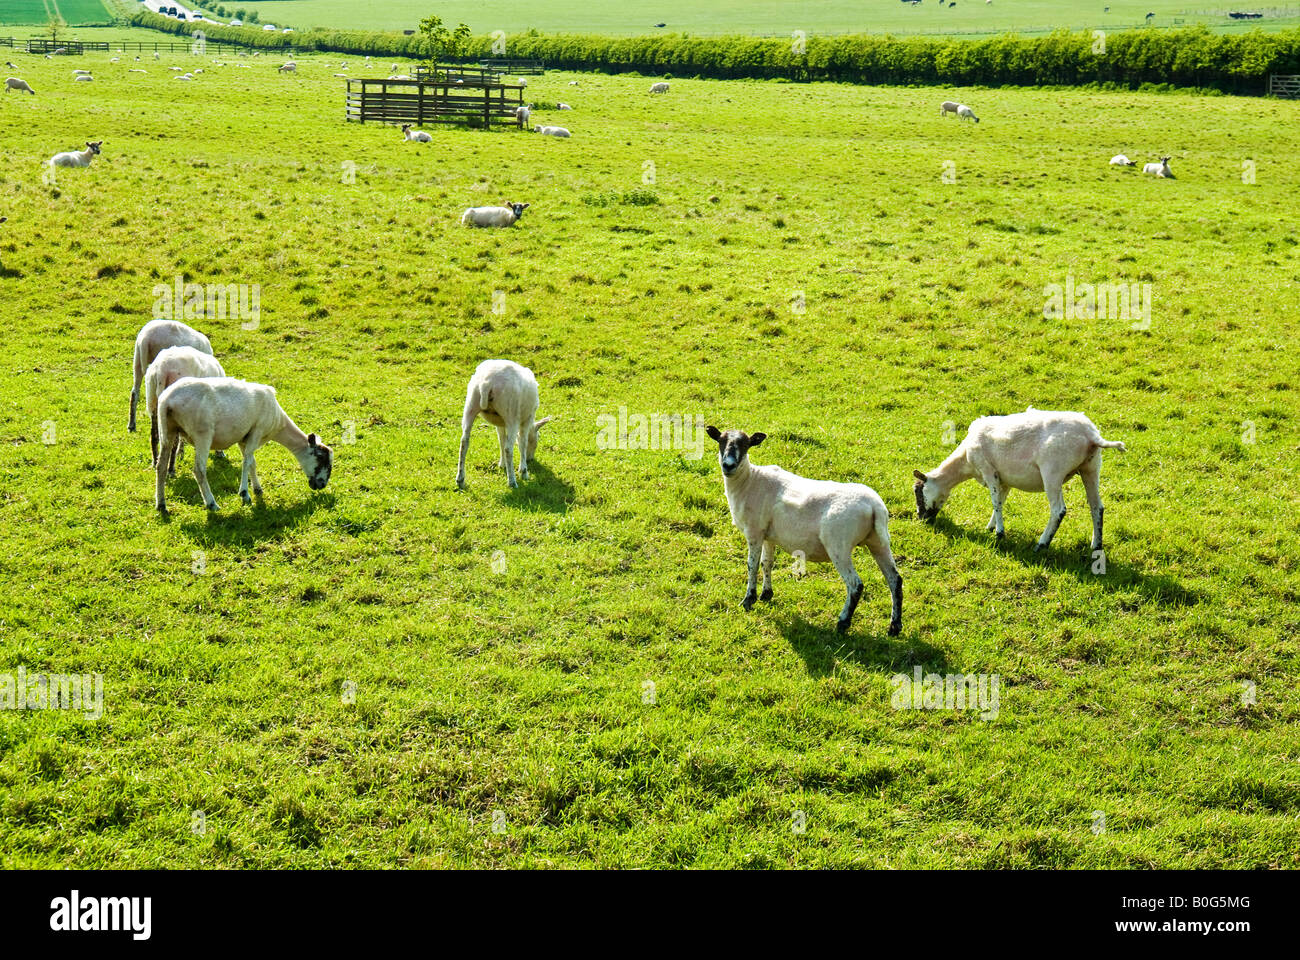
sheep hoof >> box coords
[742,593,756,611]
[241,492,251,506]
[888,620,902,637]
[759,588,773,602]
[836,618,851,634]
[995,530,1005,540]
[207,502,219,512]
[1033,542,1046,553]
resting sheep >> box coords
[5,77,35,95]
[1110,154,1136,166]
[1143,156,1174,178]
[144,345,226,472]
[533,125,571,138]
[460,202,529,228]
[913,408,1125,552]
[401,123,432,142]
[130,319,214,434]
[649,81,670,94]
[154,377,333,513]
[706,427,902,635]
[455,359,551,489]
[49,140,102,168]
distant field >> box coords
[0,0,112,26]
[212,0,1300,36]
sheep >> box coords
[401,123,433,142]
[517,77,528,88]
[110,57,119,63]
[1143,156,1174,178]
[5,77,35,95]
[153,52,160,60]
[278,62,296,73]
[568,80,579,86]
[455,359,551,489]
[514,104,530,129]
[144,345,226,473]
[557,102,572,110]
[956,104,979,122]
[1110,154,1136,166]
[129,319,214,434]
[649,81,670,94]
[705,426,902,636]
[154,377,333,513]
[73,69,91,75]
[533,125,571,137]
[49,141,102,168]
[912,407,1125,552]
[460,202,529,228]
[129,68,146,73]
[74,75,93,82]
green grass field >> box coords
[1,45,1298,868]
[210,0,1300,36]
[0,0,111,26]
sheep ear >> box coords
[748,432,766,447]
[913,469,927,482]
[705,425,722,442]
[308,433,318,447]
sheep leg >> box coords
[190,436,218,511]
[829,548,864,633]
[1034,472,1068,552]
[455,408,477,488]
[237,443,258,505]
[742,535,763,610]
[169,436,182,477]
[155,434,178,513]
[248,455,263,497]
[495,425,508,470]
[867,536,903,637]
[983,474,1006,538]
[150,413,159,467]
[1080,451,1104,551]
[503,427,519,488]
[759,541,774,601]
[129,361,142,432]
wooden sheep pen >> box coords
[346,75,526,129]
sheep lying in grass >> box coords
[913,408,1125,552]
[5,77,35,95]
[155,377,333,513]
[650,81,670,93]
[1110,154,1136,166]
[534,125,571,137]
[130,319,214,433]
[1143,156,1174,178]
[144,345,226,473]
[455,360,551,489]
[557,102,572,110]
[401,123,432,142]
[460,202,529,228]
[49,140,102,168]
[75,75,94,82]
[706,427,902,635]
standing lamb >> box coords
[154,377,333,513]
[649,81,670,94]
[49,141,102,168]
[514,104,530,129]
[1142,156,1174,178]
[4,77,35,95]
[144,345,226,472]
[705,427,902,635]
[129,319,214,434]
[460,202,529,228]
[455,359,551,489]
[401,123,433,142]
[913,408,1125,552]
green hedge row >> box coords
[130,10,1300,93]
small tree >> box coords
[418,15,472,67]
[47,16,62,44]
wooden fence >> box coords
[479,58,545,75]
[413,64,502,85]
[1269,73,1300,97]
[346,78,526,127]
[26,40,89,55]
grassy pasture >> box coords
[0,45,1298,868]
[0,0,112,27]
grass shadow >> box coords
[776,606,951,678]
[925,514,1201,606]
[498,460,575,514]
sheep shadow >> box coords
[174,494,335,547]
[924,514,1201,607]
[777,609,950,678]
[497,461,575,514]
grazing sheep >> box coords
[130,319,214,434]
[49,140,102,168]
[533,125,571,137]
[401,123,432,142]
[940,100,960,118]
[455,359,551,489]
[649,81,670,94]
[5,77,35,95]
[154,377,333,513]
[1110,154,1136,166]
[568,80,579,86]
[956,104,979,122]
[144,345,226,472]
[557,102,572,110]
[278,62,296,73]
[705,427,903,636]
[460,202,530,228]
[514,104,530,129]
[1143,156,1174,178]
[4,61,16,69]
[913,408,1125,552]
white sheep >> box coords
[154,377,333,513]
[5,77,35,95]
[401,123,433,142]
[650,81,669,94]
[460,202,530,228]
[568,80,579,86]
[49,140,102,168]
[533,125,571,137]
[130,318,214,434]
[939,100,962,118]
[278,62,296,73]
[913,407,1125,552]
[1110,154,1136,166]
[1143,156,1174,178]
[74,75,94,82]
[514,104,530,128]
[73,69,91,76]
[706,427,903,635]
[557,102,572,110]
[455,360,552,489]
[144,345,226,472]
[956,104,979,122]
[517,77,527,87]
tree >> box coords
[418,15,472,64]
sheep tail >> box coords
[1096,438,1126,452]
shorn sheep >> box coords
[1143,156,1175,178]
[130,319,214,434]
[533,125,571,138]
[154,377,333,513]
[650,81,670,94]
[4,77,35,95]
[460,202,529,228]
[941,101,978,121]
[401,123,432,142]
[49,140,102,168]
[455,360,552,489]
[144,345,226,472]
[913,408,1125,552]
[706,427,902,636]
[1110,154,1137,166]
[514,104,530,129]
[956,104,979,122]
